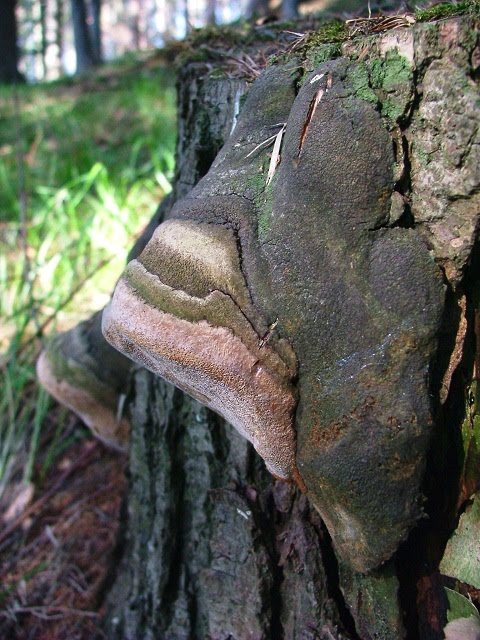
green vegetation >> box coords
[415,0,480,21]
[0,58,176,496]
[303,20,347,45]
[348,62,378,104]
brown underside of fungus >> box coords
[103,219,298,480]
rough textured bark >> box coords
[105,16,480,640]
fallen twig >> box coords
[1,604,99,621]
[346,14,415,37]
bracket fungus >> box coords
[103,59,445,572]
[103,219,298,480]
[37,311,131,451]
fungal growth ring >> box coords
[103,219,298,480]
[103,58,444,572]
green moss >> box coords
[307,20,348,45]
[185,21,263,49]
[257,184,274,239]
[460,379,480,495]
[245,172,274,242]
[172,20,276,69]
[415,1,479,21]
[338,561,403,636]
[295,21,346,72]
[208,67,227,80]
[304,43,342,73]
[268,20,346,74]
[379,98,404,122]
[347,50,414,123]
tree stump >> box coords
[105,15,480,640]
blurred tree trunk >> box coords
[0,0,24,84]
[183,0,191,33]
[90,0,102,63]
[246,0,270,19]
[281,0,298,19]
[104,15,480,640]
[205,0,216,25]
[70,0,96,72]
[55,0,64,73]
[40,0,48,78]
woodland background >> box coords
[2,0,382,82]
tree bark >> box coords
[0,0,24,84]
[40,0,48,79]
[70,0,96,73]
[246,0,270,20]
[281,0,298,19]
[55,0,64,75]
[205,0,216,26]
[90,0,102,63]
[105,16,480,640]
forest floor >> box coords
[0,415,127,639]
[0,52,176,639]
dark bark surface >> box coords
[105,16,480,640]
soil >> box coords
[0,406,127,640]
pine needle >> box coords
[245,123,286,158]
[266,124,286,186]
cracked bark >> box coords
[104,16,479,640]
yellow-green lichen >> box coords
[369,49,412,92]
[347,49,413,123]
[348,62,378,105]
[368,48,414,122]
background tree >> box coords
[70,0,100,73]
[281,0,299,18]
[205,0,217,25]
[90,0,102,63]
[0,0,24,83]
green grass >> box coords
[0,57,177,497]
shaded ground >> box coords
[0,405,127,640]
